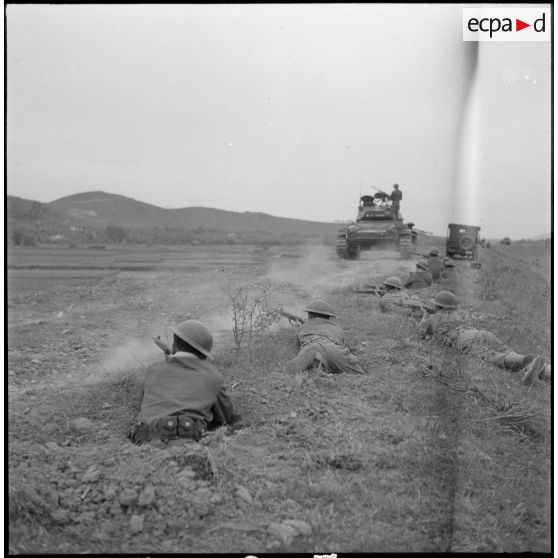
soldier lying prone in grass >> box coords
[417,291,551,387]
[283,299,366,375]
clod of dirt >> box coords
[62,461,80,474]
[379,432,404,445]
[267,521,298,546]
[235,485,253,503]
[129,514,144,534]
[177,469,197,490]
[82,467,101,483]
[118,488,139,507]
[282,519,312,536]
[103,484,118,500]
[311,451,364,471]
[70,417,94,433]
[137,485,156,508]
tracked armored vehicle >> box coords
[336,193,417,259]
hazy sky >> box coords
[6,4,551,238]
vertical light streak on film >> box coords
[450,42,480,224]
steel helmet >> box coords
[383,276,404,290]
[303,299,336,317]
[173,320,213,357]
[429,247,440,257]
[443,259,455,268]
[434,291,459,309]
[416,260,429,271]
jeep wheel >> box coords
[459,235,475,251]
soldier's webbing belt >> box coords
[128,414,204,445]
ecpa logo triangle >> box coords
[516,19,530,32]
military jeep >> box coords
[446,223,480,260]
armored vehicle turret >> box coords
[335,192,417,259]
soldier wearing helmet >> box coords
[378,276,411,312]
[426,247,443,282]
[404,260,433,290]
[128,320,236,446]
[439,257,458,294]
[417,292,550,386]
[286,299,366,375]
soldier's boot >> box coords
[540,364,551,382]
[521,356,548,386]
[486,351,528,371]
[286,347,318,373]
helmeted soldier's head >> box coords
[416,260,429,271]
[303,299,335,320]
[383,276,404,291]
[443,258,455,268]
[429,247,440,257]
[393,184,399,190]
[173,320,213,360]
[433,291,459,310]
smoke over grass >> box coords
[98,337,162,379]
[265,245,416,295]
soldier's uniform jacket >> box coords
[427,256,443,282]
[417,308,470,341]
[139,352,234,431]
[404,270,433,289]
[297,317,345,347]
[416,310,550,382]
[390,189,402,203]
[294,317,364,375]
[379,289,410,312]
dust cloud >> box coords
[264,244,415,299]
[97,337,162,380]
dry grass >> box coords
[7,242,550,553]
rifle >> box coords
[278,308,305,325]
[354,285,386,297]
[397,298,437,314]
[153,336,172,360]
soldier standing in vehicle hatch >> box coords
[390,183,402,222]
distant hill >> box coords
[529,233,551,241]
[7,196,97,245]
[7,191,340,245]
[48,191,339,236]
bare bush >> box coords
[223,283,281,352]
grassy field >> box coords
[7,241,551,553]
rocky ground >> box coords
[7,243,551,553]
